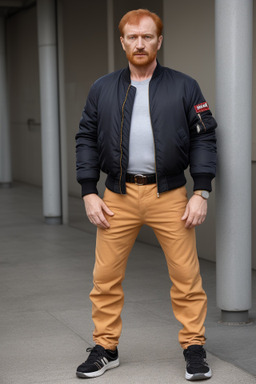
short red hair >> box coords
[118,9,163,37]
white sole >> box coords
[76,358,120,378]
[185,368,212,381]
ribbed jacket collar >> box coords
[122,60,163,84]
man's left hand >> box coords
[181,194,208,229]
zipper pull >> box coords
[197,113,207,132]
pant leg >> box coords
[90,186,142,350]
[144,185,207,349]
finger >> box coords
[185,215,194,228]
[181,205,189,221]
[185,212,199,228]
[90,218,109,229]
[102,201,114,216]
[87,212,108,228]
[187,214,206,228]
[198,215,206,225]
[97,221,109,229]
[95,212,111,229]
[185,221,194,229]
[98,218,110,229]
[87,215,98,226]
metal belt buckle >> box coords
[134,174,147,185]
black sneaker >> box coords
[76,344,119,378]
[183,345,212,381]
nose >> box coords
[136,36,145,49]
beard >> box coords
[126,50,157,67]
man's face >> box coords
[120,17,163,67]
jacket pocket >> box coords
[176,127,190,167]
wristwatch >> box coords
[194,190,210,200]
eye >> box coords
[144,35,152,40]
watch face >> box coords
[202,191,209,199]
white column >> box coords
[37,0,62,224]
[57,0,68,224]
[215,0,252,322]
[0,16,12,187]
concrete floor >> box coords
[0,182,256,384]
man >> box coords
[75,9,217,381]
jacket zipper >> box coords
[148,86,160,198]
[119,84,132,194]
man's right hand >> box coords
[83,194,114,229]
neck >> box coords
[129,60,157,81]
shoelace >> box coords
[186,348,207,368]
[85,346,106,363]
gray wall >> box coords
[61,0,108,197]
[7,6,42,187]
[6,0,256,268]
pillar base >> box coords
[44,217,62,225]
[0,182,12,188]
[221,310,249,324]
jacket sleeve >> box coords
[187,80,217,192]
[75,83,100,197]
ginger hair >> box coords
[118,9,163,37]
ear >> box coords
[157,35,163,51]
[120,36,126,51]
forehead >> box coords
[123,16,157,35]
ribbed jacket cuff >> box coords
[80,180,98,197]
[192,174,214,192]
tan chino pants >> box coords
[90,183,207,350]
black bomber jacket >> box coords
[76,62,217,197]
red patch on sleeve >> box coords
[194,102,209,113]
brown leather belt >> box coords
[126,173,156,185]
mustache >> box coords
[133,50,148,55]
